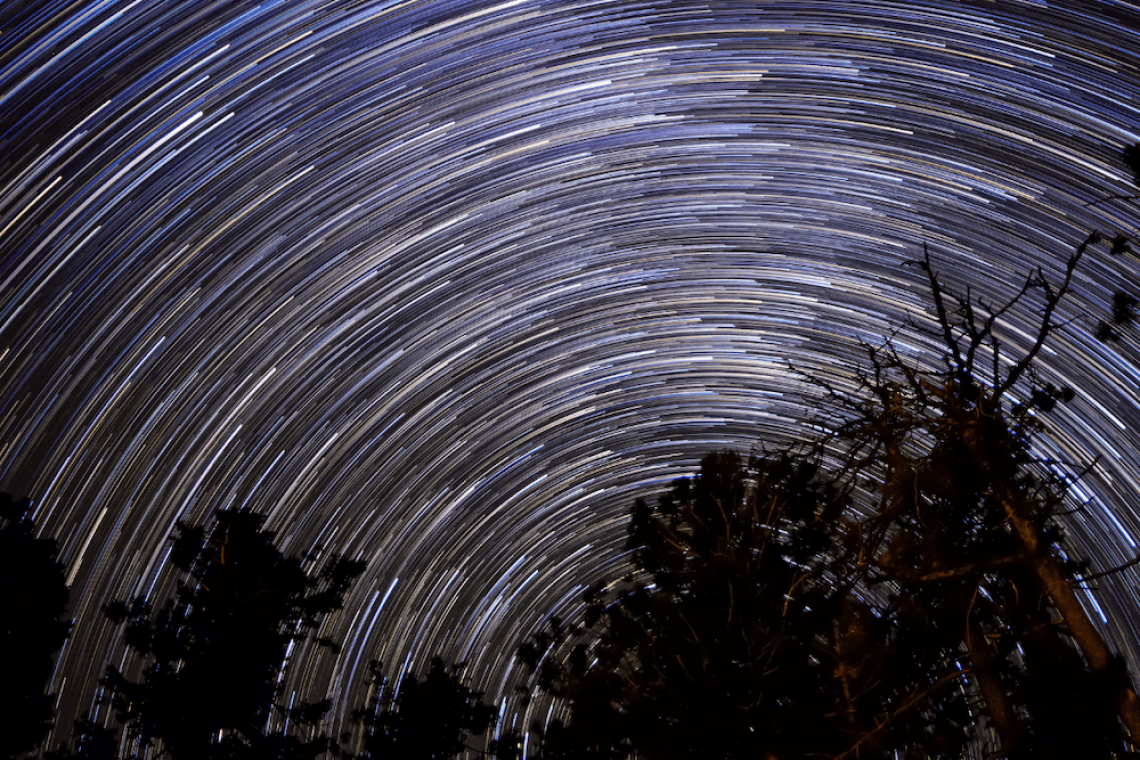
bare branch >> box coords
[997,232,1098,395]
[1082,193,1140,208]
[833,666,970,760]
[1078,554,1140,583]
[915,244,964,370]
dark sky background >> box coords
[4,0,1140,754]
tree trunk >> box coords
[966,615,1023,757]
[1001,490,1140,743]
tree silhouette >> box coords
[0,492,70,760]
[101,507,364,760]
[521,453,970,760]
[521,236,1140,759]
[1092,145,1140,342]
[354,656,496,760]
[812,239,1140,757]
[833,240,1138,758]
[44,714,120,760]
[1123,143,1140,186]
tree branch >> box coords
[833,666,969,760]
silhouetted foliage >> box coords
[1111,234,1131,256]
[1088,145,1140,341]
[486,730,525,760]
[1095,145,1140,343]
[828,239,1137,759]
[521,236,1140,759]
[1124,143,1140,186]
[822,239,1140,758]
[522,453,971,760]
[101,507,365,760]
[354,656,496,760]
[1114,291,1139,325]
[44,714,120,760]
[0,492,70,760]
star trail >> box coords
[3,0,1140,752]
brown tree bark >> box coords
[1000,488,1140,743]
[966,613,1023,757]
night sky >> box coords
[4,0,1140,753]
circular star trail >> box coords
[3,0,1140,751]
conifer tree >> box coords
[0,492,70,760]
[354,656,496,760]
[101,507,364,760]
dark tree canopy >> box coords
[0,492,70,760]
[44,715,120,760]
[1123,142,1140,186]
[521,238,1140,760]
[100,507,364,760]
[1094,145,1140,340]
[522,452,971,760]
[354,656,496,760]
[839,241,1138,759]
